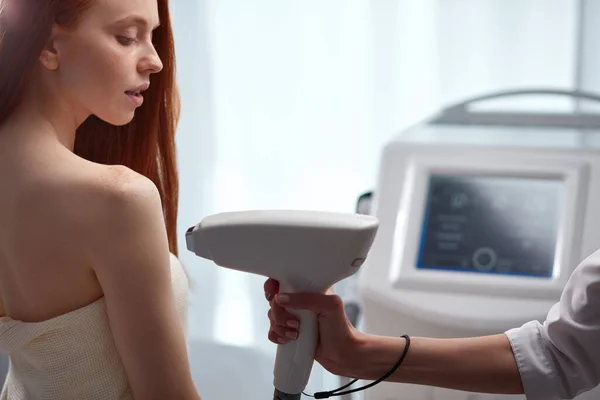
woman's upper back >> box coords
[0,138,199,399]
[0,143,120,322]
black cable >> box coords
[302,334,411,399]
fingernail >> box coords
[287,320,299,328]
[265,291,273,301]
[286,331,298,340]
[277,337,287,344]
[276,294,289,304]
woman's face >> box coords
[42,0,163,126]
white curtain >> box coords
[170,0,582,397]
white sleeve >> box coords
[505,250,600,400]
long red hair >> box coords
[0,0,181,256]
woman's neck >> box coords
[1,93,84,152]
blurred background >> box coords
[170,0,600,398]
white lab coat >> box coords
[505,249,600,400]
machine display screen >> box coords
[416,174,563,277]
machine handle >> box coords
[431,88,600,128]
[273,283,319,396]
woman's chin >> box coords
[96,112,136,127]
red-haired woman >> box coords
[0,1,200,399]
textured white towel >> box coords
[0,253,189,400]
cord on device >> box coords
[302,334,411,399]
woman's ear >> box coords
[39,26,65,71]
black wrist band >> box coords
[303,334,411,399]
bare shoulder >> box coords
[22,163,156,215]
[21,163,165,265]
[52,164,161,234]
[96,164,159,204]
[9,163,159,255]
[68,164,166,262]
[82,164,159,210]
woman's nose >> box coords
[140,43,164,74]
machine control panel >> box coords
[416,174,563,277]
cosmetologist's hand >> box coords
[264,278,364,377]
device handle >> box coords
[430,88,600,128]
[273,283,319,395]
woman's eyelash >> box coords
[117,36,137,46]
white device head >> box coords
[186,210,379,292]
[186,210,379,397]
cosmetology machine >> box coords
[354,89,600,400]
[186,210,379,399]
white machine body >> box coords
[358,121,600,400]
[186,210,379,396]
